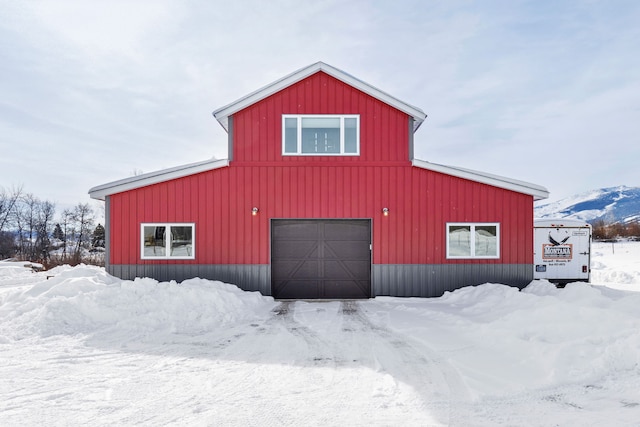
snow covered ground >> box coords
[1,242,639,426]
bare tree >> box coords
[71,203,95,263]
[13,196,26,257]
[1,186,102,266]
[19,193,39,260]
[0,185,23,232]
[627,221,640,238]
[592,220,609,240]
[60,209,73,261]
[6,193,56,262]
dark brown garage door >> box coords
[271,219,371,299]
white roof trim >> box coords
[534,218,591,227]
[213,61,427,132]
[89,158,229,201]
[412,159,549,201]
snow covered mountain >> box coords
[535,186,640,224]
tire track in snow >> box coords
[188,301,471,425]
[265,300,473,425]
[339,301,473,426]
[199,302,351,426]
[271,301,342,366]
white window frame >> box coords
[282,114,360,156]
[446,222,500,259]
[141,223,195,260]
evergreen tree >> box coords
[0,231,16,259]
[52,223,64,241]
[92,223,105,248]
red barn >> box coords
[89,62,548,299]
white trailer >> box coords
[533,218,592,284]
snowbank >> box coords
[1,244,640,425]
[0,265,31,278]
[0,263,44,291]
[0,265,277,342]
[591,241,640,289]
[371,280,640,398]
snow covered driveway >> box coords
[1,296,462,425]
[206,300,472,425]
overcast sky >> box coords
[1,0,639,215]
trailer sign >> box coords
[543,243,573,260]
[534,219,591,284]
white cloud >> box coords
[25,0,181,58]
[0,0,639,208]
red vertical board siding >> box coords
[108,71,534,268]
[232,72,408,165]
[404,167,414,263]
[110,165,534,266]
[214,171,222,263]
[111,195,120,264]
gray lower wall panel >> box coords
[372,264,533,298]
[108,263,532,299]
[108,264,272,296]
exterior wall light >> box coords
[382,207,389,216]
[252,207,259,216]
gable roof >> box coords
[88,159,229,201]
[412,159,549,200]
[212,61,427,133]
[89,63,548,202]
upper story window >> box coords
[446,223,500,259]
[283,115,359,156]
[141,223,195,260]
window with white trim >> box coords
[283,115,359,155]
[446,223,500,259]
[141,223,195,259]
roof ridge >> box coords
[212,62,427,132]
